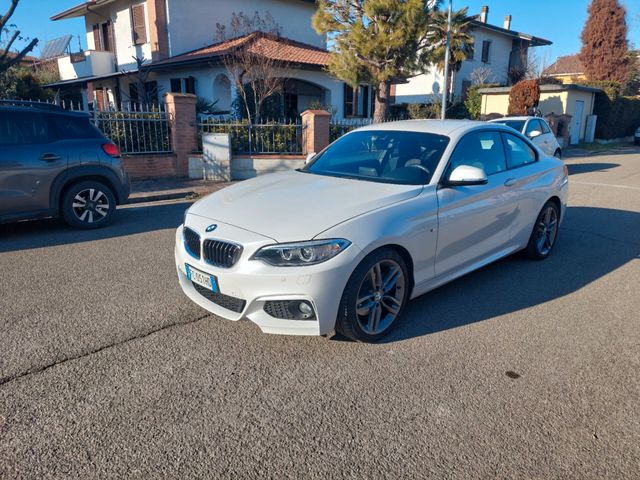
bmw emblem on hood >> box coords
[205,224,217,232]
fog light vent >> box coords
[264,300,316,320]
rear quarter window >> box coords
[0,111,54,145]
[53,114,104,140]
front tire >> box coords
[61,181,116,229]
[525,201,560,259]
[335,248,409,342]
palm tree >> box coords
[429,7,475,103]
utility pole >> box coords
[440,0,452,120]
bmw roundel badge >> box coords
[206,224,218,232]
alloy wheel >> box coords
[355,259,406,335]
[72,188,110,224]
[535,205,558,256]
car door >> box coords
[0,111,67,216]
[501,132,543,244]
[435,130,520,277]
[538,119,560,156]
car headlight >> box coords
[251,239,351,266]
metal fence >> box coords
[197,118,304,155]
[329,118,373,142]
[91,105,172,155]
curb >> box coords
[127,191,197,204]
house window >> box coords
[131,4,147,45]
[170,77,197,95]
[129,81,158,104]
[344,84,372,117]
[468,40,475,60]
[93,21,115,53]
[481,40,491,64]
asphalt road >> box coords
[1,151,639,479]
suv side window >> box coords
[503,133,537,169]
[448,131,507,176]
[53,115,103,140]
[0,111,53,145]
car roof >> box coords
[0,105,91,117]
[352,119,514,139]
[489,116,540,122]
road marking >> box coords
[571,181,640,191]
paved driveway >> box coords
[1,152,639,478]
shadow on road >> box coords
[0,201,190,253]
[374,206,640,344]
[566,162,620,175]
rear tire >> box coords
[61,181,116,229]
[525,201,560,260]
[335,248,409,342]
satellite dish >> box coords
[40,35,73,60]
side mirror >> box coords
[528,130,542,139]
[445,165,488,186]
[305,152,316,164]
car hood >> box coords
[188,170,423,242]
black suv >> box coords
[0,101,130,228]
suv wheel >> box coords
[61,181,116,229]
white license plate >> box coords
[185,264,218,293]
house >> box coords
[478,83,601,145]
[542,54,586,84]
[47,0,350,118]
[392,5,552,106]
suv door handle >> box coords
[40,153,61,162]
[504,178,517,187]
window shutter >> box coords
[92,24,102,50]
[170,78,182,93]
[131,5,147,45]
[185,77,196,94]
[481,41,491,64]
[344,83,354,117]
[105,21,115,53]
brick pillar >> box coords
[301,109,331,155]
[165,93,197,177]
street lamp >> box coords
[440,0,453,120]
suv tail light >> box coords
[102,143,121,158]
[563,164,569,178]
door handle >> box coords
[40,153,61,162]
[504,178,517,187]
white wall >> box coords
[84,0,152,71]
[166,0,324,56]
[393,27,516,104]
[57,50,116,80]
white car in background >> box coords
[490,116,563,158]
[175,120,568,342]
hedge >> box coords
[581,81,640,139]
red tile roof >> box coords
[543,54,585,76]
[153,32,330,68]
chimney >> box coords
[480,5,489,23]
[504,14,512,30]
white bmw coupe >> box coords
[175,120,568,342]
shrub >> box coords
[464,83,501,120]
[579,80,639,139]
[407,102,441,119]
[508,79,540,115]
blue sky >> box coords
[3,0,640,62]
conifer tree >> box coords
[579,0,630,83]
[313,0,438,122]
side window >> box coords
[503,133,537,169]
[54,115,103,140]
[540,120,551,134]
[0,112,52,145]
[525,119,541,137]
[448,131,507,176]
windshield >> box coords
[303,130,450,185]
[494,120,526,133]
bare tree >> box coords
[0,0,38,74]
[121,57,162,107]
[470,66,494,86]
[216,12,291,122]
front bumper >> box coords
[174,221,361,336]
